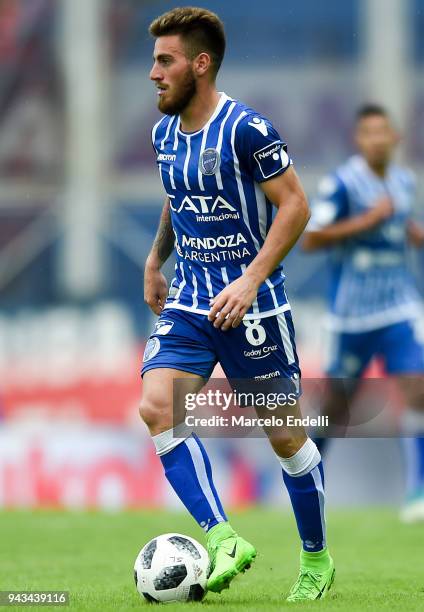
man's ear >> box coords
[194,52,212,76]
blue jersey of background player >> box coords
[304,104,424,522]
[140,6,335,602]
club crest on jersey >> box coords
[199,148,220,175]
[143,337,160,362]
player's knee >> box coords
[139,397,172,433]
[267,431,308,459]
[139,398,159,428]
[280,438,306,458]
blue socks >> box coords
[279,438,327,552]
[152,427,327,552]
[153,428,226,532]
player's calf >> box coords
[270,436,335,601]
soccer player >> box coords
[303,104,424,522]
[140,6,335,602]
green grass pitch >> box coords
[1,508,424,611]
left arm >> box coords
[208,166,310,330]
[407,220,424,248]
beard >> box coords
[158,67,197,116]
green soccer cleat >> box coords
[286,548,335,602]
[206,522,257,593]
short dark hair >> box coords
[356,103,389,122]
[149,7,226,77]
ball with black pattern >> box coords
[133,533,209,603]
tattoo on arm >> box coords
[152,200,174,265]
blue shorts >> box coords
[327,319,424,377]
[141,308,300,383]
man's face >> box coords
[150,35,197,115]
[355,114,398,167]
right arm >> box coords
[302,174,393,251]
[144,199,175,315]
[407,220,424,248]
[302,197,393,251]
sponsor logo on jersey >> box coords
[181,233,247,250]
[253,141,289,180]
[254,370,281,380]
[257,142,281,161]
[243,345,278,360]
[157,153,176,162]
[143,337,161,362]
[168,194,238,215]
[199,148,220,175]
[195,212,240,223]
[175,233,251,263]
[154,320,174,336]
[177,247,251,263]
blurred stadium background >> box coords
[1,0,423,511]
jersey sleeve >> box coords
[235,114,292,183]
[306,174,349,231]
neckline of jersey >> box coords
[177,92,230,138]
[355,154,394,183]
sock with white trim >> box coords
[278,438,327,552]
[153,427,227,532]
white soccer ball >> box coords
[134,533,210,603]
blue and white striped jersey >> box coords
[152,93,292,319]
[309,155,421,332]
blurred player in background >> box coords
[303,104,424,522]
[140,6,335,602]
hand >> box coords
[407,220,424,248]
[144,260,168,315]
[365,196,394,227]
[208,273,260,331]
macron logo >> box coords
[157,153,176,162]
[248,117,268,136]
